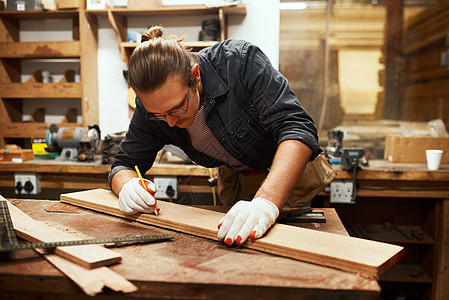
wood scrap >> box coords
[4,196,122,269]
[36,248,137,296]
[60,188,404,278]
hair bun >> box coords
[141,26,164,42]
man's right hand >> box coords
[118,177,157,214]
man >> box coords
[109,26,329,246]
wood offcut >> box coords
[4,196,122,269]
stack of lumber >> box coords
[402,2,449,127]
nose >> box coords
[165,115,179,127]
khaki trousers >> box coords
[217,154,336,207]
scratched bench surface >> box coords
[0,199,380,299]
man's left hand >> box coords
[217,197,279,246]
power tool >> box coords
[341,148,365,201]
[324,130,344,164]
[45,124,101,161]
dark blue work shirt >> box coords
[109,39,321,184]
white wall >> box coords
[228,0,279,69]
[98,0,280,136]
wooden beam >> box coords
[435,198,449,299]
[60,188,404,278]
[3,196,122,269]
[79,10,99,126]
[382,0,404,120]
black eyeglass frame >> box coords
[145,88,190,121]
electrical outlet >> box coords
[330,180,354,204]
[153,176,177,200]
[14,172,41,195]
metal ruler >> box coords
[0,200,173,253]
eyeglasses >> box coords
[145,88,190,121]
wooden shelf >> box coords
[0,10,79,20]
[0,41,81,58]
[1,82,82,98]
[379,264,432,283]
[121,40,218,58]
[86,5,246,17]
[121,40,217,49]
[0,122,83,138]
[101,5,245,62]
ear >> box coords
[191,64,201,85]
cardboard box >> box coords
[57,0,86,9]
[384,135,449,163]
[0,149,34,163]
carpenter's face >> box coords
[138,74,199,128]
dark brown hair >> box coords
[128,26,196,94]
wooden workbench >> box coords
[319,160,449,300]
[0,199,380,299]
[0,158,447,299]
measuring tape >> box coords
[0,200,173,253]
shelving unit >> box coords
[0,5,245,147]
[86,5,246,62]
[0,9,98,147]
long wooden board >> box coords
[4,197,122,269]
[60,188,404,278]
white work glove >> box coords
[217,197,279,246]
[118,177,157,214]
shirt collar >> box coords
[197,54,229,100]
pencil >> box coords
[134,165,158,216]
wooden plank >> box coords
[0,82,82,98]
[0,41,81,58]
[60,188,404,278]
[382,0,403,120]
[403,80,449,98]
[87,5,246,17]
[3,196,122,269]
[0,10,79,20]
[79,10,99,126]
[0,122,83,138]
[435,198,449,300]
[37,249,137,296]
[0,12,19,42]
[404,5,449,54]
